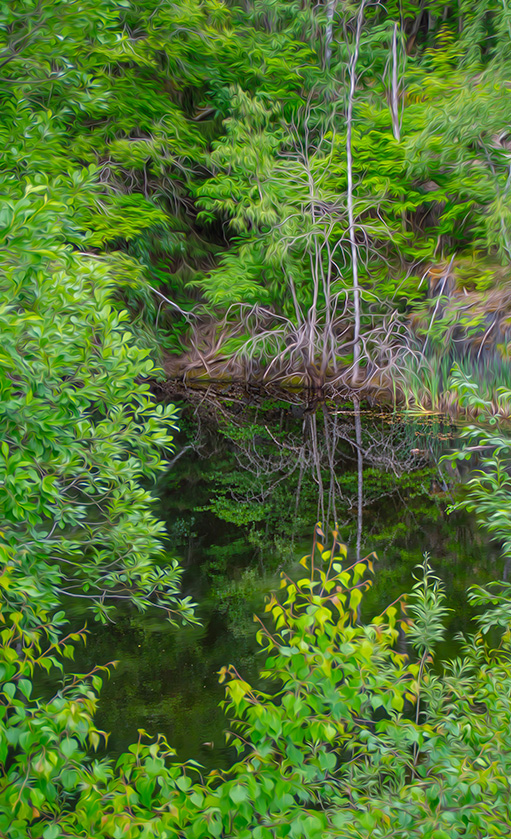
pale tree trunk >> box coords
[346,3,365,562]
[323,408,339,526]
[346,0,366,385]
[310,413,325,523]
[325,0,336,69]
[354,399,363,562]
[304,149,327,389]
[391,22,401,142]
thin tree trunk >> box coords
[323,407,338,526]
[305,151,322,387]
[325,0,336,69]
[346,0,366,384]
[391,23,400,142]
[310,413,325,523]
[354,397,363,562]
[407,0,426,53]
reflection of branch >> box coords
[166,445,192,470]
[179,388,433,544]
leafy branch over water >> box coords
[4,531,511,836]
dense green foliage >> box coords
[0,181,197,625]
[4,1,511,838]
[4,0,511,396]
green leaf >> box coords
[229,784,248,804]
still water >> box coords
[69,390,502,769]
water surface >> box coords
[70,393,501,767]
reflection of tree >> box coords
[165,384,449,556]
[354,398,363,561]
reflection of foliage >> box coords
[337,466,435,504]
[177,392,450,565]
[201,497,271,526]
[167,516,198,547]
[204,539,251,575]
[211,568,260,639]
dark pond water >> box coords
[69,390,503,769]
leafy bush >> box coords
[0,181,196,626]
[4,532,511,837]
